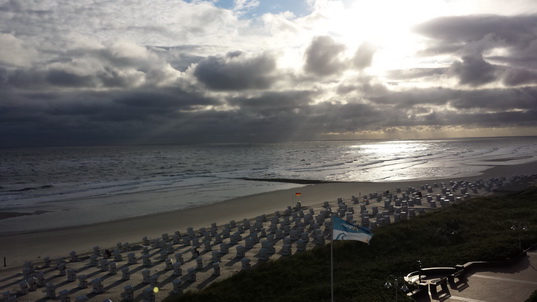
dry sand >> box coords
[0,161,535,301]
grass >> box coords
[165,186,537,302]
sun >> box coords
[317,0,449,72]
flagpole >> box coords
[330,215,373,302]
[331,215,334,302]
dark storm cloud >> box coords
[2,81,537,147]
[386,68,447,80]
[3,68,46,89]
[503,68,537,86]
[230,90,313,116]
[310,101,386,131]
[86,88,219,122]
[0,84,226,146]
[364,86,537,129]
[46,69,96,87]
[369,86,537,112]
[352,42,376,70]
[448,87,537,111]
[337,76,389,96]
[448,55,499,86]
[111,88,220,117]
[198,96,387,142]
[3,66,136,90]
[369,87,453,108]
[194,51,278,91]
[1,39,180,90]
[421,109,537,128]
[303,36,347,77]
[415,14,537,48]
[337,79,534,129]
[414,14,537,87]
[2,2,537,147]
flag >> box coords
[332,215,373,244]
[295,192,301,196]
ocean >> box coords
[1,136,536,233]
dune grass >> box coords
[166,186,537,302]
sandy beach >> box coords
[0,161,536,301]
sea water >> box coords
[1,136,536,233]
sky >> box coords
[1,0,537,146]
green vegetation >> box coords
[166,187,537,302]
[526,290,537,302]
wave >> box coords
[238,177,346,184]
[0,184,54,193]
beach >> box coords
[0,161,536,301]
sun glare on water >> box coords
[355,141,430,157]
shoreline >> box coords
[0,160,535,266]
[0,161,535,301]
[2,158,535,231]
[1,182,418,266]
[1,159,536,234]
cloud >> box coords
[2,82,537,146]
[448,87,537,112]
[0,85,225,146]
[46,69,97,88]
[415,15,537,48]
[1,1,537,146]
[336,75,389,97]
[352,42,376,70]
[0,33,38,67]
[386,68,447,81]
[193,51,278,91]
[2,39,181,90]
[0,0,248,55]
[303,36,347,77]
[502,68,537,86]
[233,0,260,12]
[230,90,313,116]
[448,55,499,86]
[369,85,537,112]
[414,14,537,86]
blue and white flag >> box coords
[332,215,373,244]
